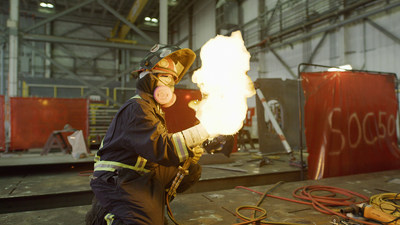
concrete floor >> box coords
[10,146,396,225]
[0,169,398,225]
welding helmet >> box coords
[139,44,196,84]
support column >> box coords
[188,6,193,49]
[160,0,168,44]
[258,0,266,78]
[45,23,52,78]
[7,0,19,97]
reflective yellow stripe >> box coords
[130,95,141,99]
[104,213,114,225]
[172,132,189,162]
[94,159,150,173]
[94,153,100,163]
[99,138,104,149]
[94,139,104,163]
[95,167,116,172]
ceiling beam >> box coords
[267,46,296,78]
[22,33,152,50]
[23,41,122,106]
[252,1,400,53]
[365,18,400,45]
[24,0,96,33]
[96,0,156,43]
[83,65,137,97]
[116,0,148,40]
[168,0,198,26]
[19,9,115,27]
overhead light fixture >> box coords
[39,2,54,8]
[328,64,352,72]
[144,17,159,26]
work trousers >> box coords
[90,163,201,225]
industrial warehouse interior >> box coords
[0,0,400,224]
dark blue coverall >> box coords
[90,91,201,225]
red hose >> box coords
[78,170,93,176]
[235,185,381,225]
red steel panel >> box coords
[163,89,202,133]
[302,71,400,179]
[10,97,88,150]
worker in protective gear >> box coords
[86,44,211,225]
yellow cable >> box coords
[234,181,309,225]
[370,193,400,217]
[235,205,308,225]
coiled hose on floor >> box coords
[234,183,384,225]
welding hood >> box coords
[139,44,196,84]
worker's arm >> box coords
[180,123,210,148]
[126,100,209,166]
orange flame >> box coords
[191,31,255,136]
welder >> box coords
[86,44,212,225]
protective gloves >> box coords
[181,123,210,148]
[191,146,204,164]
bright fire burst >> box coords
[191,31,255,136]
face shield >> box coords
[139,44,196,84]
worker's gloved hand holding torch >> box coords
[167,124,208,199]
[181,123,210,163]
[181,123,210,148]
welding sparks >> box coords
[191,31,255,136]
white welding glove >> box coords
[181,123,210,148]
